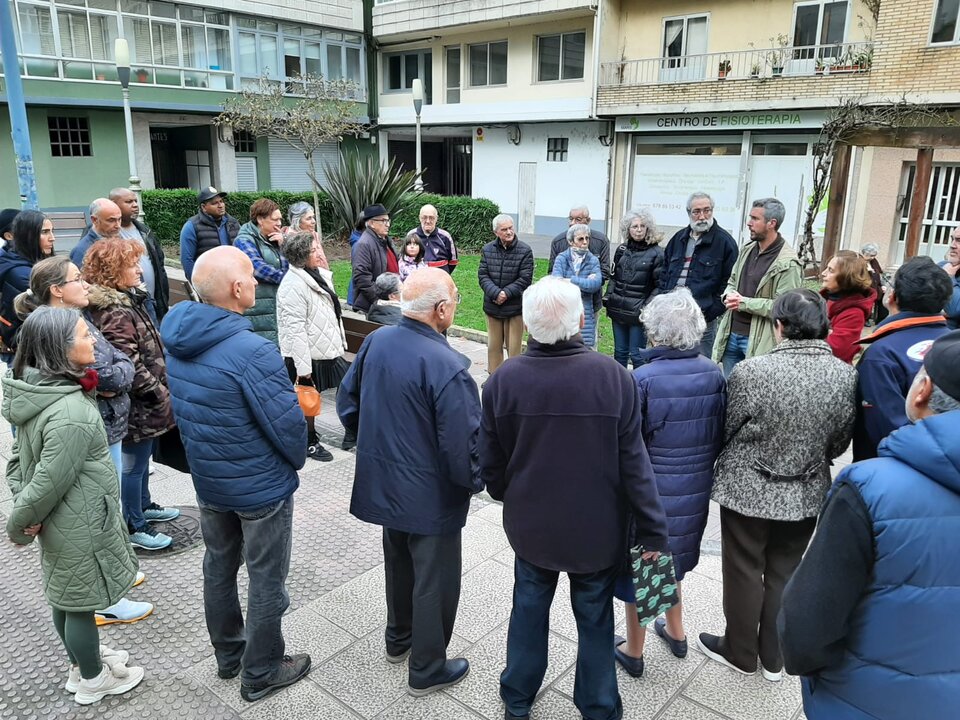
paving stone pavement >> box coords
[0,334,829,720]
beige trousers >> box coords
[485,314,524,374]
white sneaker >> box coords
[148,462,156,475]
[133,571,146,587]
[760,664,783,682]
[74,664,144,705]
[95,597,154,626]
[65,648,132,693]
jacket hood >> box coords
[0,248,30,277]
[160,300,253,360]
[1,368,83,426]
[86,284,134,310]
[881,411,960,494]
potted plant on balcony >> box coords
[767,33,790,77]
[750,62,762,78]
[135,68,150,83]
[718,59,732,79]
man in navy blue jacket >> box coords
[337,267,482,697]
[480,276,668,720]
[161,246,310,704]
[852,256,952,460]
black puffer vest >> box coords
[604,241,665,326]
[191,212,240,259]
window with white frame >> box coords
[384,50,432,102]
[931,0,960,44]
[445,46,461,104]
[537,31,585,82]
[660,14,707,81]
[792,1,848,50]
[546,137,568,162]
[469,41,507,87]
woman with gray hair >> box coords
[3,306,145,705]
[603,209,665,368]
[367,272,402,325]
[277,231,349,461]
[551,223,603,347]
[612,288,726,677]
[282,202,329,270]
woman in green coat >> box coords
[3,306,145,706]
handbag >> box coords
[629,546,680,627]
[152,425,191,474]
[295,384,322,417]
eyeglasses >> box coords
[59,277,87,287]
[371,217,391,224]
[569,215,589,223]
[689,207,714,217]
[434,292,462,311]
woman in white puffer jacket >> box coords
[277,230,350,462]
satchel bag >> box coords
[629,546,680,627]
[152,425,191,474]
[295,384,322,417]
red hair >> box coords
[81,238,143,290]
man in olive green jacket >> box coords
[712,198,803,375]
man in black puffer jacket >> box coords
[478,214,534,375]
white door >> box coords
[746,144,814,246]
[518,162,536,233]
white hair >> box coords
[640,287,705,351]
[522,277,583,344]
[400,284,450,315]
[491,213,513,232]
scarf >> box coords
[305,267,343,322]
[78,368,99,393]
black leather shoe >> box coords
[654,618,688,658]
[505,709,530,720]
[407,658,470,697]
[614,635,644,678]
[217,663,241,679]
[240,653,312,702]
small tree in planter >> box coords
[767,34,790,76]
[213,74,366,239]
[718,59,732,79]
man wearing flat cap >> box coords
[352,204,399,314]
[779,329,960,720]
[179,186,241,280]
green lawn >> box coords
[331,254,617,357]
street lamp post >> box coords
[411,78,424,190]
[114,38,144,219]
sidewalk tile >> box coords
[683,660,801,720]
[453,560,515,643]
[375,691,485,719]
[461,517,511,573]
[240,677,357,720]
[306,566,386,637]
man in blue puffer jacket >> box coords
[779,329,960,719]
[160,246,310,704]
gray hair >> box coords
[566,223,591,244]
[492,213,514,232]
[280,231,317,269]
[931,383,960,414]
[12,305,84,380]
[619,209,658,244]
[375,272,402,300]
[686,192,714,213]
[640,288,705,351]
[288,201,313,230]
[752,197,786,230]
[860,243,880,258]
[89,198,107,219]
[522,276,583,344]
[569,205,590,218]
[400,284,451,314]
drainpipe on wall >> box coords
[590,0,602,120]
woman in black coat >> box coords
[604,210,665,368]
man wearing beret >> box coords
[779,329,960,720]
[351,204,399,314]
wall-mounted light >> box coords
[507,125,521,145]
[216,123,235,147]
[598,122,613,147]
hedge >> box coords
[142,189,500,252]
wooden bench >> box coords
[47,211,89,257]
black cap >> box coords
[198,187,227,204]
[0,208,19,238]
[360,204,389,223]
[924,329,960,403]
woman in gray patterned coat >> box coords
[697,289,856,682]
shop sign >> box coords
[616,110,825,132]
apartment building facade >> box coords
[0,0,371,210]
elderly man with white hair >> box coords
[408,203,458,274]
[480,276,668,720]
[338,267,482,698]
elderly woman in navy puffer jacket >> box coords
[612,287,726,679]
[551,223,603,347]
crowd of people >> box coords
[0,186,958,718]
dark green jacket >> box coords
[3,369,137,611]
[234,221,287,344]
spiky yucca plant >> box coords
[317,151,424,236]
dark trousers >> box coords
[500,557,622,720]
[382,528,462,687]
[719,506,816,672]
[199,496,294,686]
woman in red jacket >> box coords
[820,250,876,363]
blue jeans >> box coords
[610,322,646,369]
[199,496,294,686]
[109,442,123,488]
[500,557,622,720]
[700,318,718,358]
[721,332,749,378]
[121,438,155,532]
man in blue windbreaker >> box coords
[161,246,310,704]
[779,329,960,719]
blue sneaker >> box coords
[143,503,180,523]
[129,526,172,551]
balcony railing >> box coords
[600,41,874,87]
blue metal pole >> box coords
[1,0,39,209]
